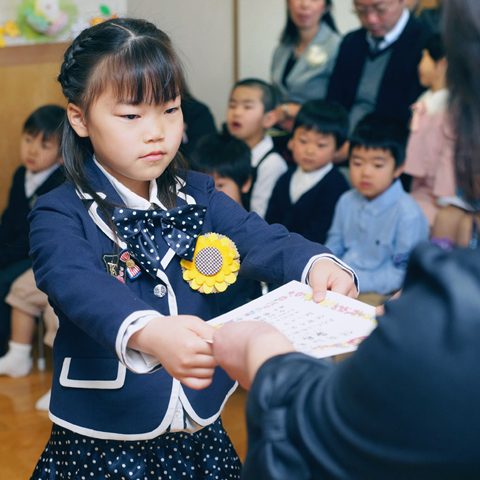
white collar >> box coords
[367,8,409,52]
[251,136,274,167]
[24,163,60,199]
[418,88,449,114]
[93,156,163,210]
[290,163,333,204]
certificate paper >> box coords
[208,281,377,358]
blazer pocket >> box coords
[59,357,126,389]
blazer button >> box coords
[154,284,167,298]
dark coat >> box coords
[243,242,480,479]
[1,165,63,267]
[327,15,429,124]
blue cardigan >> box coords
[29,158,333,439]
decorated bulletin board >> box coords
[0,0,126,47]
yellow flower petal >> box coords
[183,270,191,281]
[214,271,225,283]
[203,283,214,294]
[223,265,231,276]
[190,278,201,290]
[180,259,192,269]
[225,273,237,284]
[220,237,230,247]
[209,233,219,241]
[212,239,222,249]
[205,276,216,287]
[230,261,239,273]
[215,282,227,292]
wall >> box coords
[128,0,234,129]
[0,44,66,213]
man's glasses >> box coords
[353,0,398,17]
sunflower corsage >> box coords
[180,233,239,294]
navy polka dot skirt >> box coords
[30,418,242,479]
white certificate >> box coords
[208,280,377,358]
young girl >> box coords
[402,33,456,227]
[29,18,357,479]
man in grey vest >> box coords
[327,0,429,133]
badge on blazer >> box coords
[102,249,141,283]
[180,233,239,294]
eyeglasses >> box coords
[353,0,398,17]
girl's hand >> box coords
[129,315,217,390]
[213,322,294,390]
[308,258,358,303]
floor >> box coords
[0,347,248,479]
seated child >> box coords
[2,268,59,410]
[226,78,288,218]
[403,33,456,226]
[0,105,64,355]
[325,114,429,298]
[193,133,262,312]
[265,99,350,244]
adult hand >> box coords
[309,258,358,303]
[213,322,294,390]
[275,102,301,132]
[128,315,217,390]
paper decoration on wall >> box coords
[17,0,77,42]
[0,20,20,47]
[90,4,118,26]
[0,0,126,46]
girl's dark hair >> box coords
[281,0,337,43]
[349,114,409,168]
[293,99,348,149]
[424,33,446,62]
[443,0,480,204]
[23,104,66,150]
[57,18,186,216]
[193,133,252,189]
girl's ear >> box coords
[67,103,89,138]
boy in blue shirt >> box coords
[325,114,429,298]
[266,99,350,244]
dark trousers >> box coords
[0,258,32,355]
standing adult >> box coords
[272,0,341,131]
[214,0,480,476]
[327,0,429,133]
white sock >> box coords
[0,340,33,377]
[35,389,51,411]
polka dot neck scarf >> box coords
[112,204,206,277]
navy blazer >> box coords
[243,242,480,479]
[2,165,63,267]
[266,166,349,245]
[327,15,428,124]
[29,158,332,440]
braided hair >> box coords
[58,18,186,212]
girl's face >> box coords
[68,86,183,198]
[418,49,444,89]
[288,0,326,31]
[20,132,61,173]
